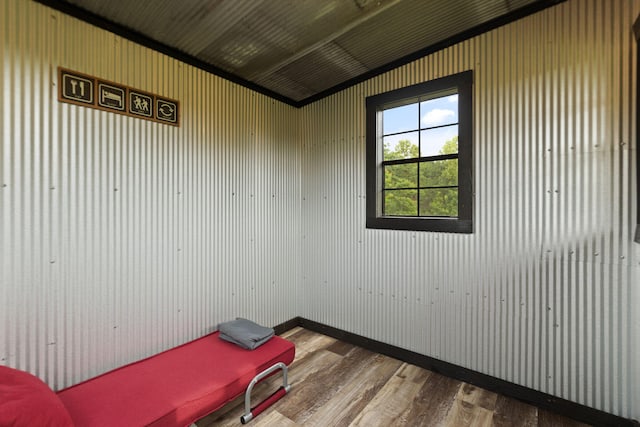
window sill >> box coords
[366,216,473,233]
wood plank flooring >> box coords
[196,328,590,427]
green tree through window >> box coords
[383,137,458,217]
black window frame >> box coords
[366,70,473,233]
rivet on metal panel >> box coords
[50,260,55,264]
[594,253,599,256]
[620,141,627,146]
[50,186,55,190]
[1,184,5,188]
[114,188,118,191]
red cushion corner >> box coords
[0,365,74,427]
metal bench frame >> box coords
[240,362,291,424]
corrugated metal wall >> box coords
[2,0,640,421]
[300,0,640,419]
[0,0,300,390]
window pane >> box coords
[419,188,458,217]
[384,189,417,216]
[383,103,418,135]
[383,132,419,161]
[420,94,458,128]
[384,163,417,189]
[420,126,458,157]
[419,159,458,187]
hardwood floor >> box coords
[196,328,590,427]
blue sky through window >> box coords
[383,94,458,157]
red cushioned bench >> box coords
[0,331,295,426]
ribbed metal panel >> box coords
[336,0,524,69]
[56,0,549,102]
[63,0,400,77]
[1,0,300,390]
[300,0,640,419]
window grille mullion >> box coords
[417,100,421,216]
[382,153,458,166]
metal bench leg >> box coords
[240,362,291,424]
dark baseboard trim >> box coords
[273,317,302,336]
[287,317,637,427]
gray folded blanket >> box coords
[217,318,275,350]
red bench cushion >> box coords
[0,365,74,427]
[57,332,295,427]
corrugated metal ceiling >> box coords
[38,0,564,106]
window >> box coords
[366,70,473,233]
